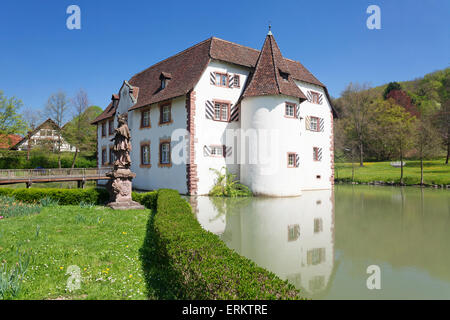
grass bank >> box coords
[335,159,450,186]
[1,188,299,300]
[0,205,152,299]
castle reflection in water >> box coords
[190,190,335,298]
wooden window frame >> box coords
[233,74,240,88]
[140,108,151,129]
[108,119,114,136]
[159,102,173,126]
[314,218,323,234]
[140,142,151,168]
[284,102,297,118]
[212,100,231,122]
[287,152,297,168]
[214,72,229,88]
[109,146,115,165]
[158,138,172,167]
[209,145,226,158]
[101,122,106,137]
[309,116,320,132]
[101,147,107,166]
[313,147,321,162]
[311,91,320,104]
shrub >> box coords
[133,191,158,210]
[209,167,252,197]
[140,189,301,299]
[0,150,96,169]
[0,188,109,206]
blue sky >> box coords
[0,0,448,116]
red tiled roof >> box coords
[92,36,330,124]
[242,34,307,100]
[0,134,22,149]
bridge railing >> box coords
[0,167,111,180]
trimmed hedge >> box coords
[0,187,109,205]
[140,189,302,300]
[132,191,157,210]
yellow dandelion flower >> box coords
[122,232,127,235]
[129,274,132,278]
[60,266,63,270]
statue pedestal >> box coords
[106,168,145,210]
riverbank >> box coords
[335,159,450,188]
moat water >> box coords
[191,185,450,299]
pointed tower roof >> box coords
[242,32,307,101]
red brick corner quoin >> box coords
[186,90,198,195]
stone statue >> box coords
[111,113,132,169]
[106,113,144,210]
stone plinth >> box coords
[106,168,145,210]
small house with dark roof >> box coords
[92,32,335,196]
[10,118,75,152]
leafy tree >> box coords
[45,91,71,168]
[383,82,402,100]
[434,71,450,164]
[336,82,374,166]
[22,107,43,161]
[372,98,417,183]
[415,113,441,184]
[63,89,93,170]
[64,102,101,169]
[0,91,27,139]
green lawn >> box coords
[335,159,450,185]
[0,205,153,300]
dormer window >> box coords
[280,71,289,81]
[159,72,172,90]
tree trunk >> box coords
[27,139,30,161]
[359,141,364,167]
[446,141,449,165]
[351,148,355,183]
[71,148,79,171]
[57,134,62,169]
[420,157,424,185]
[400,149,404,185]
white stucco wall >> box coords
[295,81,333,191]
[193,60,251,195]
[129,95,188,193]
[240,95,304,196]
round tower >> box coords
[240,32,307,196]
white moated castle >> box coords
[92,32,337,196]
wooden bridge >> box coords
[0,168,111,188]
